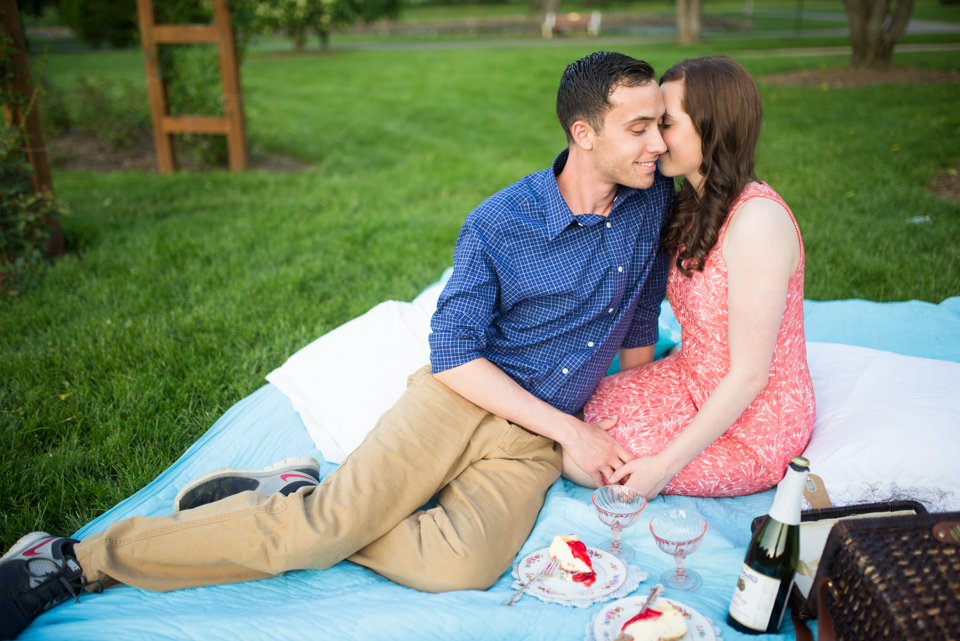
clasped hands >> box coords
[564,415,671,500]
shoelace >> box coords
[57,575,104,604]
[16,558,101,618]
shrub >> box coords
[0,127,67,295]
[37,81,71,139]
[0,37,67,296]
[154,1,259,166]
[60,0,138,49]
[159,43,230,165]
[72,75,151,150]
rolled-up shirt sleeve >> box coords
[621,249,669,349]
[429,219,501,373]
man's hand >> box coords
[606,455,671,500]
[560,415,635,488]
[434,358,635,487]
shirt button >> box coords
[562,368,569,375]
[617,266,623,272]
[608,308,614,314]
[588,342,594,348]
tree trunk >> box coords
[318,29,330,50]
[677,0,701,45]
[842,0,916,69]
[292,27,306,52]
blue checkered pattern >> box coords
[430,150,674,414]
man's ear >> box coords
[569,120,596,151]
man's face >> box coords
[589,83,667,190]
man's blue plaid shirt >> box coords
[429,150,674,415]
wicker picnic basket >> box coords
[816,510,960,641]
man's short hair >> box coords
[556,51,656,143]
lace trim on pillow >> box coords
[802,482,959,513]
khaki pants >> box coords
[75,366,562,593]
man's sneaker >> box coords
[0,532,98,640]
[173,456,321,512]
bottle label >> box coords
[728,564,781,631]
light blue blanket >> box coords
[23,294,960,640]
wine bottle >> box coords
[727,456,809,634]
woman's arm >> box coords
[608,196,801,498]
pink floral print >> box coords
[584,183,816,497]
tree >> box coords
[842,0,916,69]
[254,0,400,52]
[677,0,701,45]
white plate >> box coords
[592,597,717,641]
[517,547,627,602]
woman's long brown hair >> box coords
[659,56,763,277]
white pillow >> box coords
[266,279,446,463]
[803,342,960,513]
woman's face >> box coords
[658,81,704,191]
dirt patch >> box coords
[48,130,311,173]
[929,165,960,203]
[762,67,960,89]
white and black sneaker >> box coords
[0,532,100,640]
[173,456,321,512]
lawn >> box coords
[1,41,959,550]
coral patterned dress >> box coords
[584,183,816,497]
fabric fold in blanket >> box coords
[19,289,959,640]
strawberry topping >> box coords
[621,608,663,632]
[566,539,592,569]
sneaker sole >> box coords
[172,456,320,513]
[0,532,53,562]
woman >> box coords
[565,56,816,499]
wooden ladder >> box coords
[136,0,247,173]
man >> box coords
[0,50,671,639]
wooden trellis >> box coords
[136,0,247,173]
[0,0,62,256]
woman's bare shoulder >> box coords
[723,192,800,272]
[726,194,795,247]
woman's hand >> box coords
[606,455,672,500]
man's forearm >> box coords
[432,357,578,444]
[432,357,635,487]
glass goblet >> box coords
[591,485,647,564]
[649,509,708,592]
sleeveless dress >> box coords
[583,183,816,497]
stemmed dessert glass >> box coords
[591,485,647,564]
[649,509,708,592]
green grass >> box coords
[395,0,958,22]
[2,43,959,551]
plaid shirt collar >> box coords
[543,149,639,240]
